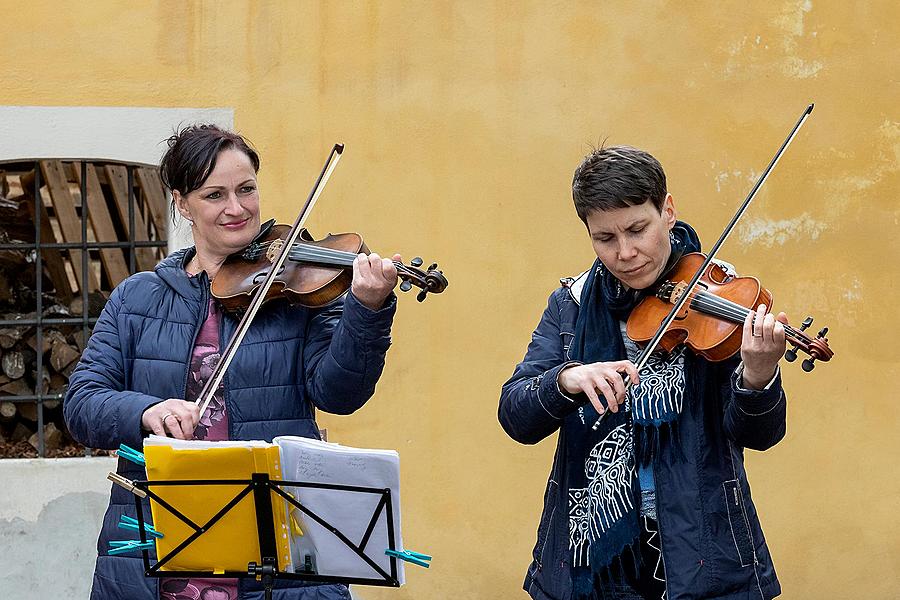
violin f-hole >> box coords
[252,265,285,285]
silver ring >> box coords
[751,333,763,338]
[162,412,175,423]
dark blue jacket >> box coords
[499,273,785,600]
[64,248,396,600]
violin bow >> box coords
[592,104,814,430]
[196,144,344,418]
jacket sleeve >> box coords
[722,364,787,451]
[303,290,396,415]
[499,291,582,445]
[63,282,164,450]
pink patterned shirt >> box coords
[160,297,238,600]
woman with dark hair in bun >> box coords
[65,124,400,600]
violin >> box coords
[211,219,449,313]
[591,105,826,431]
[626,253,834,371]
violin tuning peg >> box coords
[784,347,798,362]
[800,317,813,332]
[427,263,437,272]
[416,290,428,302]
[410,257,423,268]
[801,358,816,372]
[817,327,829,338]
[400,280,412,292]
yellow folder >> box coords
[143,440,292,573]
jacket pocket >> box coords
[533,479,560,570]
[722,479,754,567]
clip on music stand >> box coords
[131,472,402,600]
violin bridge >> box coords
[669,281,689,304]
[656,280,688,304]
[266,238,285,263]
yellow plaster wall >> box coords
[4,1,897,597]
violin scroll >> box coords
[783,316,833,371]
[396,257,449,302]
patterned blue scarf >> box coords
[566,221,700,597]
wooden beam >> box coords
[136,167,169,239]
[72,163,130,286]
[39,161,101,293]
[104,165,158,272]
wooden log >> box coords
[26,329,63,355]
[17,401,38,423]
[50,337,80,372]
[0,328,24,349]
[71,329,88,352]
[48,373,67,397]
[69,291,108,318]
[0,400,15,422]
[10,422,31,442]
[0,271,17,306]
[0,194,37,243]
[0,249,28,272]
[61,360,78,379]
[29,422,62,451]
[0,379,32,396]
[2,350,25,379]
[33,365,50,395]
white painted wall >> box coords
[0,457,117,599]
[0,106,234,252]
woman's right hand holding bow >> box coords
[141,399,200,440]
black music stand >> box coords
[131,473,402,600]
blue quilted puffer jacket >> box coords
[64,248,396,600]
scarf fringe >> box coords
[573,538,644,600]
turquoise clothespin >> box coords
[117,444,145,466]
[118,515,163,539]
[385,548,432,568]
[108,539,155,555]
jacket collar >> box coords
[154,247,203,299]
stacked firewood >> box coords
[0,296,106,454]
[0,161,167,457]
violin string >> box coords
[288,247,356,265]
[696,291,806,338]
[251,240,358,262]
[284,249,418,280]
[277,245,357,263]
[680,288,807,341]
[252,241,416,272]
[248,242,425,286]
[257,239,356,256]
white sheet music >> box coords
[273,436,405,584]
